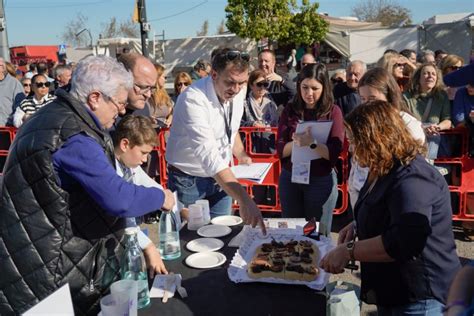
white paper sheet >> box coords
[291,121,333,163]
[231,162,272,184]
[23,283,74,315]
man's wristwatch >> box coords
[346,240,356,261]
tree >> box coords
[61,14,139,47]
[60,13,89,47]
[225,0,328,46]
[100,16,139,38]
[216,19,226,35]
[351,0,412,27]
[196,20,209,37]
[279,0,329,46]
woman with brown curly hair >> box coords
[321,100,460,315]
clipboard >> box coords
[291,120,333,163]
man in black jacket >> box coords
[0,56,174,315]
[333,60,366,116]
[258,49,296,108]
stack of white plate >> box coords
[185,216,242,269]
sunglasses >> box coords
[217,50,250,62]
[394,63,405,68]
[35,82,51,88]
[177,82,190,87]
[449,66,461,71]
[255,81,270,88]
[23,83,31,87]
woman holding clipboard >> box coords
[276,63,344,236]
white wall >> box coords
[349,27,418,64]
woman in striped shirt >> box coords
[13,74,55,128]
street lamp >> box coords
[75,28,93,49]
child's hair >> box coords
[114,115,158,148]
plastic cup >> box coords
[187,204,204,230]
[110,279,138,316]
[195,199,211,224]
[100,293,130,316]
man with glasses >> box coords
[258,49,296,109]
[0,57,25,126]
[0,56,175,315]
[167,47,266,233]
[333,60,366,116]
[117,52,158,114]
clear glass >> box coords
[120,229,150,309]
[158,211,181,260]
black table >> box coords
[139,225,327,316]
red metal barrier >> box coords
[156,126,349,215]
[0,127,16,175]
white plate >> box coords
[185,252,226,269]
[186,238,224,252]
[211,215,243,226]
[197,225,232,238]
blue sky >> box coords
[5,0,474,47]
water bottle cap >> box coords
[124,227,139,235]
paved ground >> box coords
[145,209,474,316]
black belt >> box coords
[168,164,190,176]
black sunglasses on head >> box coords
[35,82,51,88]
[218,50,250,62]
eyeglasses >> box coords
[177,82,190,88]
[394,63,405,68]
[23,83,31,87]
[134,83,157,94]
[216,50,250,62]
[35,82,51,88]
[102,93,127,112]
[255,81,270,88]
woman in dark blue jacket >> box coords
[321,100,461,315]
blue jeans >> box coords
[168,169,232,218]
[279,169,337,236]
[377,299,444,316]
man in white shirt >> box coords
[166,48,266,233]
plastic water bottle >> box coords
[120,227,150,309]
[158,210,181,260]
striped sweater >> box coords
[13,94,56,127]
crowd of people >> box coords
[0,44,473,315]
